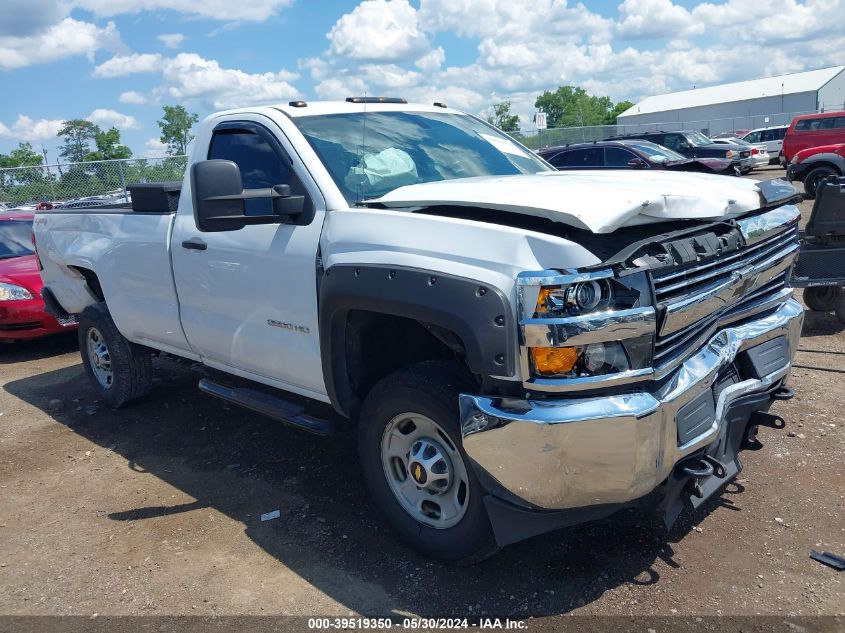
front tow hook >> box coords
[680,457,714,499]
[701,454,728,479]
[742,411,787,451]
[773,386,795,401]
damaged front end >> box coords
[458,197,805,547]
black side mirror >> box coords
[628,157,647,169]
[192,159,306,232]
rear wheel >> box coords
[358,360,497,564]
[803,286,842,312]
[803,166,838,199]
[78,303,153,408]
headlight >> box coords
[520,270,655,386]
[725,150,735,158]
[0,283,34,301]
[536,279,612,315]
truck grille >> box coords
[652,224,799,371]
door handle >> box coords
[181,238,207,251]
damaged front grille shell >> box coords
[516,204,801,393]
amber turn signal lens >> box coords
[531,347,579,376]
[535,287,554,314]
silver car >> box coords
[710,137,770,169]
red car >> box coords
[782,110,845,163]
[786,143,845,198]
[0,213,77,342]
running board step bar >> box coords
[198,378,332,436]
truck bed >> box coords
[34,207,193,356]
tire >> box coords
[836,293,845,325]
[803,286,842,312]
[78,303,153,408]
[358,360,497,564]
[803,166,838,199]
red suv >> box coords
[782,110,845,163]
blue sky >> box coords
[1,0,843,160]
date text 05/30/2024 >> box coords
[307,618,527,629]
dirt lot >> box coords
[0,166,843,623]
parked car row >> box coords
[0,192,131,215]
[539,140,741,175]
[537,110,845,199]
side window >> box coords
[566,147,603,167]
[208,128,293,215]
[818,117,836,129]
[835,117,845,129]
[662,134,684,151]
[776,127,787,139]
[796,118,824,131]
[547,151,570,168]
[604,147,638,167]
[746,131,761,143]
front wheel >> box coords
[78,303,153,408]
[804,286,842,312]
[803,166,838,199]
[358,361,497,564]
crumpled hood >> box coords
[367,170,794,234]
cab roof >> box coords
[213,100,464,119]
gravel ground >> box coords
[0,166,843,623]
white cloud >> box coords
[0,115,64,142]
[71,0,294,21]
[0,18,123,71]
[88,109,140,130]
[157,33,185,49]
[156,53,301,110]
[616,0,698,39]
[96,52,301,109]
[118,91,148,105]
[143,137,168,158]
[415,46,445,72]
[93,53,164,78]
[328,0,430,62]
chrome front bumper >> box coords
[459,299,804,511]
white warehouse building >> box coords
[617,65,845,135]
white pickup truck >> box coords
[35,98,804,563]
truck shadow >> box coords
[4,352,743,618]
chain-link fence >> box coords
[0,156,188,207]
[517,109,821,150]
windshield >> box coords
[687,131,713,146]
[0,220,34,259]
[630,143,687,163]
[294,111,551,203]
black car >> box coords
[538,140,740,176]
[605,130,749,172]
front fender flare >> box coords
[319,264,516,417]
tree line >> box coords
[0,105,199,170]
[486,85,634,139]
[0,105,198,205]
